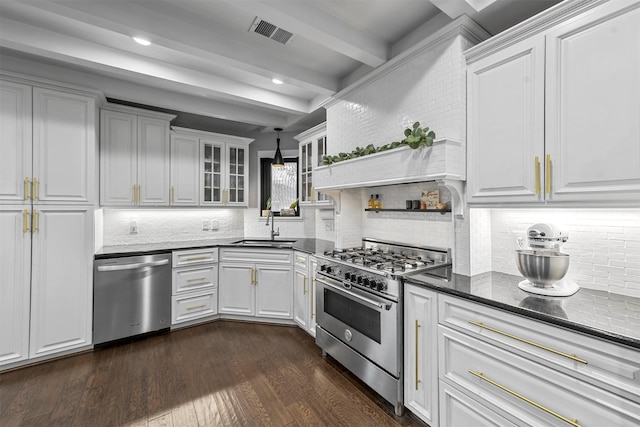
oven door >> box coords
[315,273,399,376]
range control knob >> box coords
[325,266,333,274]
[356,275,363,284]
[350,274,357,283]
[320,264,327,271]
[345,272,352,281]
[363,277,370,287]
[376,281,387,292]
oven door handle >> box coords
[315,277,391,311]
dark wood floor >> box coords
[0,321,427,426]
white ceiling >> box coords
[0,0,560,135]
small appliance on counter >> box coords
[515,223,579,297]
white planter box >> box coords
[314,138,465,190]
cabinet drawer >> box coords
[294,251,308,270]
[219,248,292,264]
[439,380,517,427]
[172,264,218,294]
[171,290,217,325]
[439,294,640,403]
[439,326,640,427]
[172,248,218,267]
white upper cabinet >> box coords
[295,122,332,206]
[467,35,545,203]
[169,132,199,206]
[0,81,32,204]
[466,0,640,205]
[100,105,174,206]
[1,80,96,205]
[544,1,640,202]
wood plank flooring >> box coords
[0,321,427,426]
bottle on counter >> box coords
[368,194,375,209]
[374,194,383,209]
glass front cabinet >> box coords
[172,127,252,207]
[295,122,331,206]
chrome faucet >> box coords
[265,210,280,240]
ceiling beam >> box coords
[226,0,389,68]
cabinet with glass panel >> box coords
[294,122,332,206]
[171,127,252,206]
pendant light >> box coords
[272,127,284,167]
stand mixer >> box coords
[515,223,579,297]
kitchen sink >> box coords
[231,239,297,248]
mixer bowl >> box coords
[515,250,570,288]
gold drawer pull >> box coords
[415,319,421,390]
[171,186,175,204]
[132,184,137,204]
[303,276,307,294]
[469,370,581,427]
[187,277,207,282]
[186,256,208,261]
[469,321,587,364]
[33,209,38,232]
[186,304,206,311]
[33,178,38,200]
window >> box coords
[260,157,299,216]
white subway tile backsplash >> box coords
[471,208,640,297]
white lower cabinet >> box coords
[437,294,640,427]
[439,381,516,427]
[1,205,93,367]
[404,284,439,426]
[171,248,218,326]
[293,251,317,336]
[218,248,293,320]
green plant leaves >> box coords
[321,121,438,165]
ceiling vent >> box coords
[249,17,294,44]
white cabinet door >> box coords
[33,88,95,204]
[0,206,31,366]
[545,0,640,202]
[255,263,292,319]
[309,256,317,336]
[100,110,137,205]
[170,133,199,206]
[0,80,31,204]
[225,142,248,206]
[218,263,254,316]
[200,139,225,205]
[404,284,439,426]
[293,267,308,329]
[467,35,545,203]
[29,206,93,358]
[137,116,170,206]
[439,381,517,427]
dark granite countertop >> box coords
[95,238,335,259]
[405,271,640,350]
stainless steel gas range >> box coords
[314,238,451,416]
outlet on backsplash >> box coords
[202,219,211,231]
[129,219,138,234]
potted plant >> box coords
[262,196,271,217]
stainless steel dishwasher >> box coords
[93,253,172,345]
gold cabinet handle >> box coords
[137,185,142,204]
[171,186,175,205]
[534,156,541,195]
[303,276,307,294]
[23,209,30,233]
[24,177,30,200]
[310,186,316,204]
[415,319,421,390]
[186,256,208,261]
[132,184,137,204]
[33,178,38,200]
[32,209,38,232]
[186,304,206,311]
[253,267,257,285]
[468,321,587,364]
[546,154,551,194]
[468,370,581,427]
[186,277,207,283]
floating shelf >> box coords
[365,208,451,214]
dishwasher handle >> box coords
[97,258,169,272]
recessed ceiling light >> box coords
[272,78,283,85]
[133,37,151,46]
